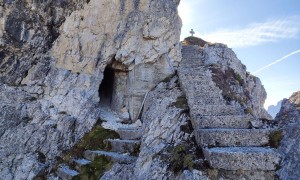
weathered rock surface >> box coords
[206,43,271,120]
[0,0,181,178]
[101,163,135,180]
[276,91,300,125]
[276,91,300,179]
[0,0,88,85]
[101,77,209,179]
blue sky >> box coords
[179,0,300,108]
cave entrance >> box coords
[99,60,129,119]
[99,66,115,106]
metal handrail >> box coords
[135,91,149,122]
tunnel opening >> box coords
[99,66,115,106]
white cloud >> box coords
[201,17,300,48]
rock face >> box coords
[0,0,181,178]
[276,91,300,179]
[0,1,286,179]
[102,76,209,179]
[202,43,271,120]
[0,0,88,85]
[276,92,300,125]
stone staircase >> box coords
[56,122,142,179]
[178,45,281,173]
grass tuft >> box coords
[269,130,282,148]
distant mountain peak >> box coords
[267,100,283,118]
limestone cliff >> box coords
[0,0,181,178]
[276,92,300,125]
[276,91,300,179]
[0,0,286,179]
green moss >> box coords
[233,72,243,86]
[171,144,194,173]
[53,125,120,179]
[269,130,282,148]
[209,67,251,107]
[62,125,120,160]
[77,125,119,150]
[79,156,113,180]
[173,95,188,109]
[183,154,193,169]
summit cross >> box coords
[190,29,195,36]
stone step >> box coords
[203,147,281,171]
[187,97,225,106]
[178,69,207,74]
[181,82,217,89]
[182,53,203,58]
[187,92,223,99]
[182,56,199,59]
[179,76,213,82]
[57,165,80,180]
[179,67,205,71]
[182,48,202,53]
[84,150,137,164]
[181,48,199,52]
[191,105,244,116]
[181,52,200,55]
[179,64,205,68]
[181,57,202,60]
[116,128,142,140]
[106,139,140,154]
[182,51,201,54]
[178,75,213,82]
[180,75,211,80]
[196,128,273,147]
[194,115,252,129]
[186,86,221,93]
[181,46,196,49]
[179,64,204,68]
[72,158,91,171]
[180,59,203,62]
